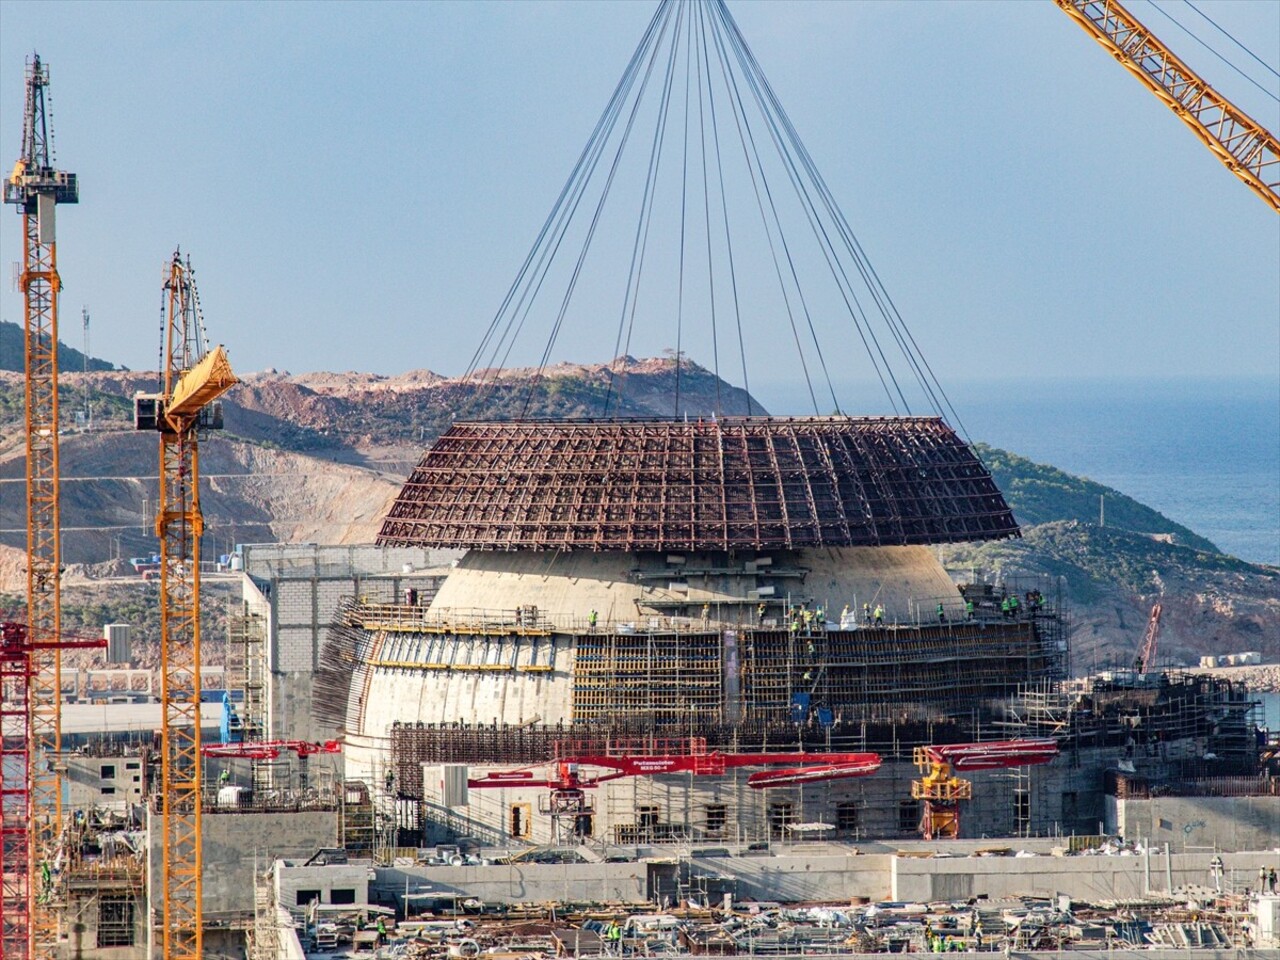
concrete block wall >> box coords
[146,808,339,918]
[1110,795,1280,853]
[373,862,648,907]
[418,759,1097,850]
[692,853,893,903]
[275,861,370,916]
[890,850,1280,902]
[65,755,146,812]
[244,551,446,742]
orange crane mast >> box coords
[1055,0,1280,212]
[134,252,238,959]
[2,53,78,960]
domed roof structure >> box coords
[377,416,1018,553]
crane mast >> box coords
[2,53,78,960]
[1135,601,1162,673]
[1055,0,1280,212]
[134,252,238,959]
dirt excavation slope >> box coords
[0,429,399,592]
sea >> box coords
[756,375,1280,568]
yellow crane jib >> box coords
[134,346,238,436]
[1054,0,1280,213]
[166,345,238,427]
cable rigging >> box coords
[462,0,985,430]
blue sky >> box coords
[1,0,1276,400]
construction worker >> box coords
[218,768,230,786]
[863,602,871,624]
[936,602,946,623]
[1000,597,1011,618]
[965,599,975,620]
[841,604,850,623]
[588,609,598,632]
[802,608,812,631]
[1270,866,1277,893]
[605,919,623,954]
[702,603,710,623]
[758,602,767,623]
[873,604,884,625]
[1008,594,1020,617]
[376,916,387,944]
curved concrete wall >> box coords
[348,545,964,790]
[427,546,960,626]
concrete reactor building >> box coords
[316,415,1120,849]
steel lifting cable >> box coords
[472,0,978,435]
[519,1,679,417]
[704,2,833,416]
[711,0,906,415]
[1149,0,1280,104]
[1180,0,1280,84]
[696,0,753,417]
[674,0,696,418]
[693,5,723,417]
[482,9,665,400]
[602,0,688,417]
[716,0,966,430]
[463,1,669,390]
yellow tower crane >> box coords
[1055,0,1280,212]
[134,252,238,959]
[2,53,78,960]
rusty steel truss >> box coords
[378,417,1017,552]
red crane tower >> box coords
[0,620,103,959]
[2,53,78,960]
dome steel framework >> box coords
[377,416,1018,552]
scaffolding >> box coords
[378,417,1019,552]
[58,808,147,953]
[247,862,280,960]
[340,781,375,857]
[997,672,1261,772]
[225,600,267,742]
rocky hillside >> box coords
[940,521,1278,670]
[0,355,755,473]
[1,356,1275,669]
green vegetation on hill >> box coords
[975,443,1218,554]
[940,519,1267,604]
[0,585,230,663]
[0,320,120,374]
[0,378,136,428]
